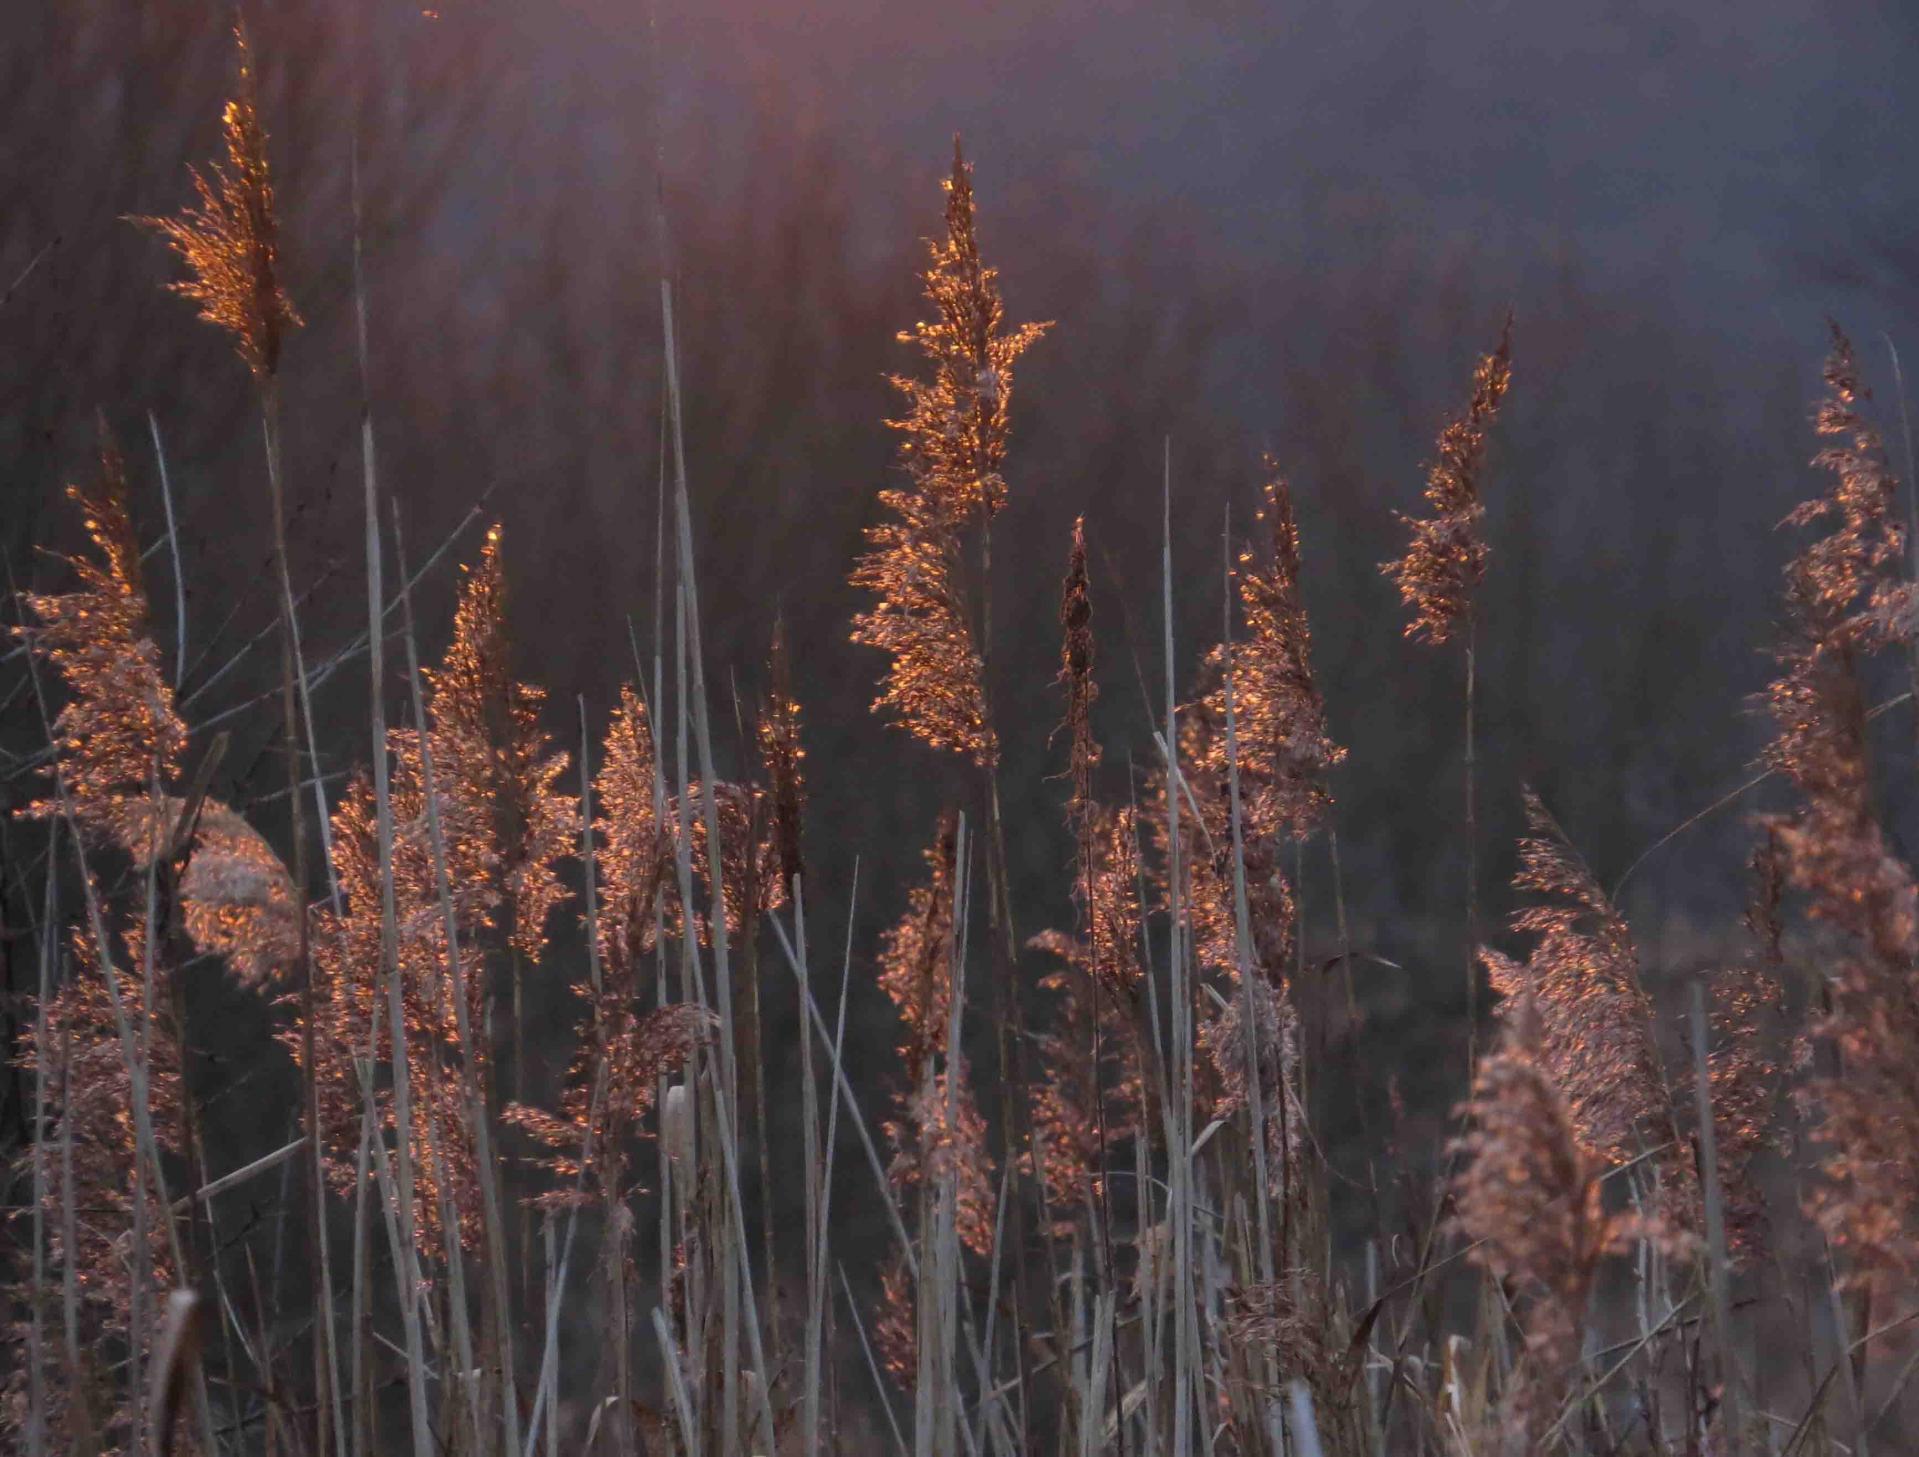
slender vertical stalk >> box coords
[256,385,339,1457]
[1219,517,1284,1456]
[25,819,57,1457]
[1885,337,1919,754]
[1163,444,1197,1457]
[662,279,778,1447]
[147,412,186,691]
[799,877,823,1457]
[1690,983,1744,1456]
[1464,607,1479,1075]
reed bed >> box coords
[6,24,1919,1457]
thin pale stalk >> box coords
[256,385,334,1457]
[663,280,778,1447]
[1463,609,1479,1072]
[842,1262,911,1457]
[147,411,186,690]
[1163,444,1197,1457]
[577,698,633,1457]
[1219,522,1284,1457]
[25,817,57,1457]
[60,1025,80,1407]
[366,490,435,1457]
[653,1306,700,1453]
[799,876,822,1457]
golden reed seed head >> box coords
[137,25,300,379]
[1765,326,1919,1289]
[850,145,1047,766]
[1383,316,1513,645]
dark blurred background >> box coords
[6,0,1919,1340]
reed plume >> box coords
[850,143,1047,765]
[1029,521,1148,1211]
[872,813,996,1383]
[1206,470,1345,842]
[426,523,576,963]
[1704,831,1790,1262]
[1451,993,1639,1453]
[17,432,187,843]
[1484,793,1688,1218]
[1383,319,1512,646]
[135,24,300,380]
[506,1003,715,1211]
[593,684,673,981]
[1764,326,1919,1287]
[302,529,573,1251]
[758,617,807,895]
[1029,806,1149,1211]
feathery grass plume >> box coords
[1484,794,1688,1211]
[877,810,964,1083]
[304,754,494,1253]
[874,812,996,1249]
[506,689,711,1206]
[425,523,576,961]
[891,139,1050,525]
[672,777,787,946]
[1764,326,1919,1286]
[1059,517,1099,825]
[594,684,673,980]
[1704,831,1790,1262]
[296,531,574,1253]
[1206,469,1346,841]
[15,441,297,996]
[506,1003,715,1211]
[144,796,300,990]
[1383,317,1512,644]
[1165,471,1344,992]
[135,24,300,379]
[17,432,188,843]
[3,925,184,1455]
[1027,520,1148,1211]
[874,1248,920,1385]
[1029,808,1150,1209]
[1451,993,1640,1454]
[758,617,807,894]
[1199,970,1308,1198]
[850,143,1047,765]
